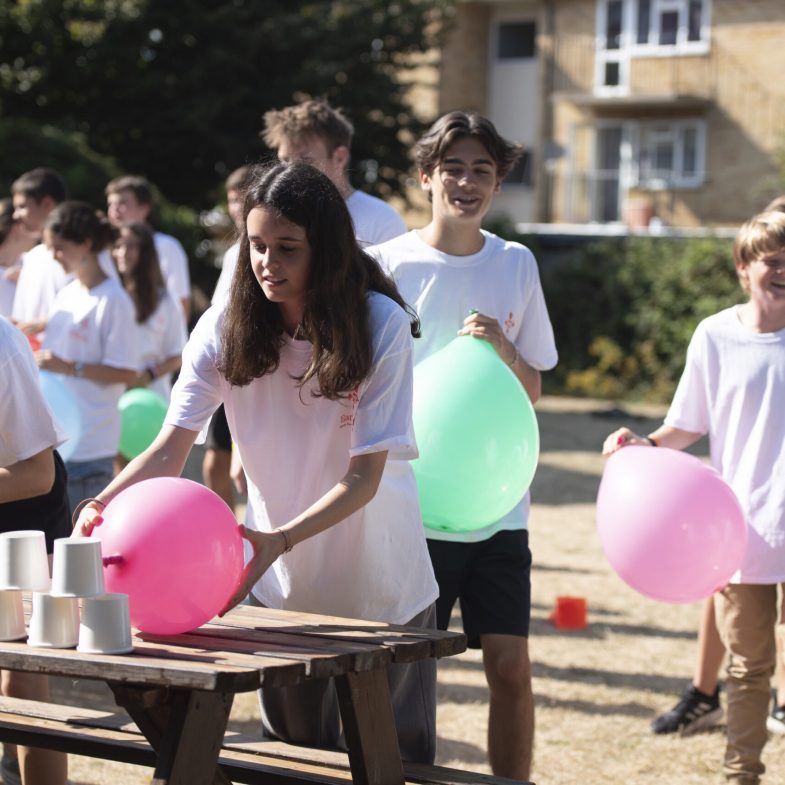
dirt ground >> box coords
[39,395,785,784]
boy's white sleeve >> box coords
[516,250,558,371]
[664,326,710,434]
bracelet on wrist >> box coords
[277,528,293,554]
[71,497,106,528]
[506,347,519,368]
[643,436,658,447]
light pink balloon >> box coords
[596,446,748,603]
[93,477,244,634]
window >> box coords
[635,121,705,188]
[503,151,533,188]
[634,0,709,49]
[497,21,536,60]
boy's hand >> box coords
[602,427,651,456]
[458,311,517,366]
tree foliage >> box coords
[1,0,452,208]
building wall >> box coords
[424,0,785,227]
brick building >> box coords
[418,0,785,228]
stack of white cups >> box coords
[0,531,133,654]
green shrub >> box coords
[489,223,743,402]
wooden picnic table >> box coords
[0,602,467,785]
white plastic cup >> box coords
[27,592,80,648]
[77,593,133,654]
[0,531,51,592]
[0,591,26,641]
[50,538,104,598]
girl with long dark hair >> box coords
[74,162,438,764]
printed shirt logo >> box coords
[504,311,515,333]
[70,317,91,343]
[339,386,361,429]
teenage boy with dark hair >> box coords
[262,98,406,247]
[10,168,69,337]
[370,111,557,781]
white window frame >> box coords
[595,0,711,78]
[632,0,712,56]
[633,120,706,189]
[595,0,632,95]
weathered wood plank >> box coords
[215,606,467,661]
[335,669,405,785]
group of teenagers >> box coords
[0,98,784,785]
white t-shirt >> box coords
[165,292,438,624]
[665,306,785,584]
[12,244,68,325]
[370,229,558,542]
[346,191,407,247]
[43,278,139,462]
[211,241,240,308]
[134,289,188,401]
[0,316,66,467]
[0,261,22,318]
[154,232,191,310]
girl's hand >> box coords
[35,350,71,374]
[219,526,286,614]
[602,427,650,456]
[458,311,517,366]
[71,502,105,538]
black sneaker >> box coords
[650,684,723,736]
[766,691,785,735]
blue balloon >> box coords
[39,371,82,462]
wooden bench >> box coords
[0,695,533,785]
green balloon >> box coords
[118,388,169,460]
[412,336,539,532]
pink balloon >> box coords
[596,446,748,603]
[92,478,244,634]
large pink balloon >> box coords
[596,447,747,603]
[93,478,244,634]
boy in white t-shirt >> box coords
[603,210,785,784]
[105,175,191,322]
[370,112,557,782]
[10,168,69,335]
[262,98,406,246]
[0,198,36,318]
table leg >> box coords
[110,684,233,785]
[334,669,405,785]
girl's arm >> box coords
[222,449,389,612]
[458,312,542,402]
[0,447,55,503]
[602,423,703,456]
[131,354,183,388]
[72,424,199,536]
[35,350,137,386]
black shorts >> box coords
[205,404,232,452]
[427,529,532,648]
[0,450,72,554]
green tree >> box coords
[1,0,452,208]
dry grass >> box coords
[46,396,785,783]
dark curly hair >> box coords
[219,161,419,399]
[44,201,116,252]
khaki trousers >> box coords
[715,583,783,783]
